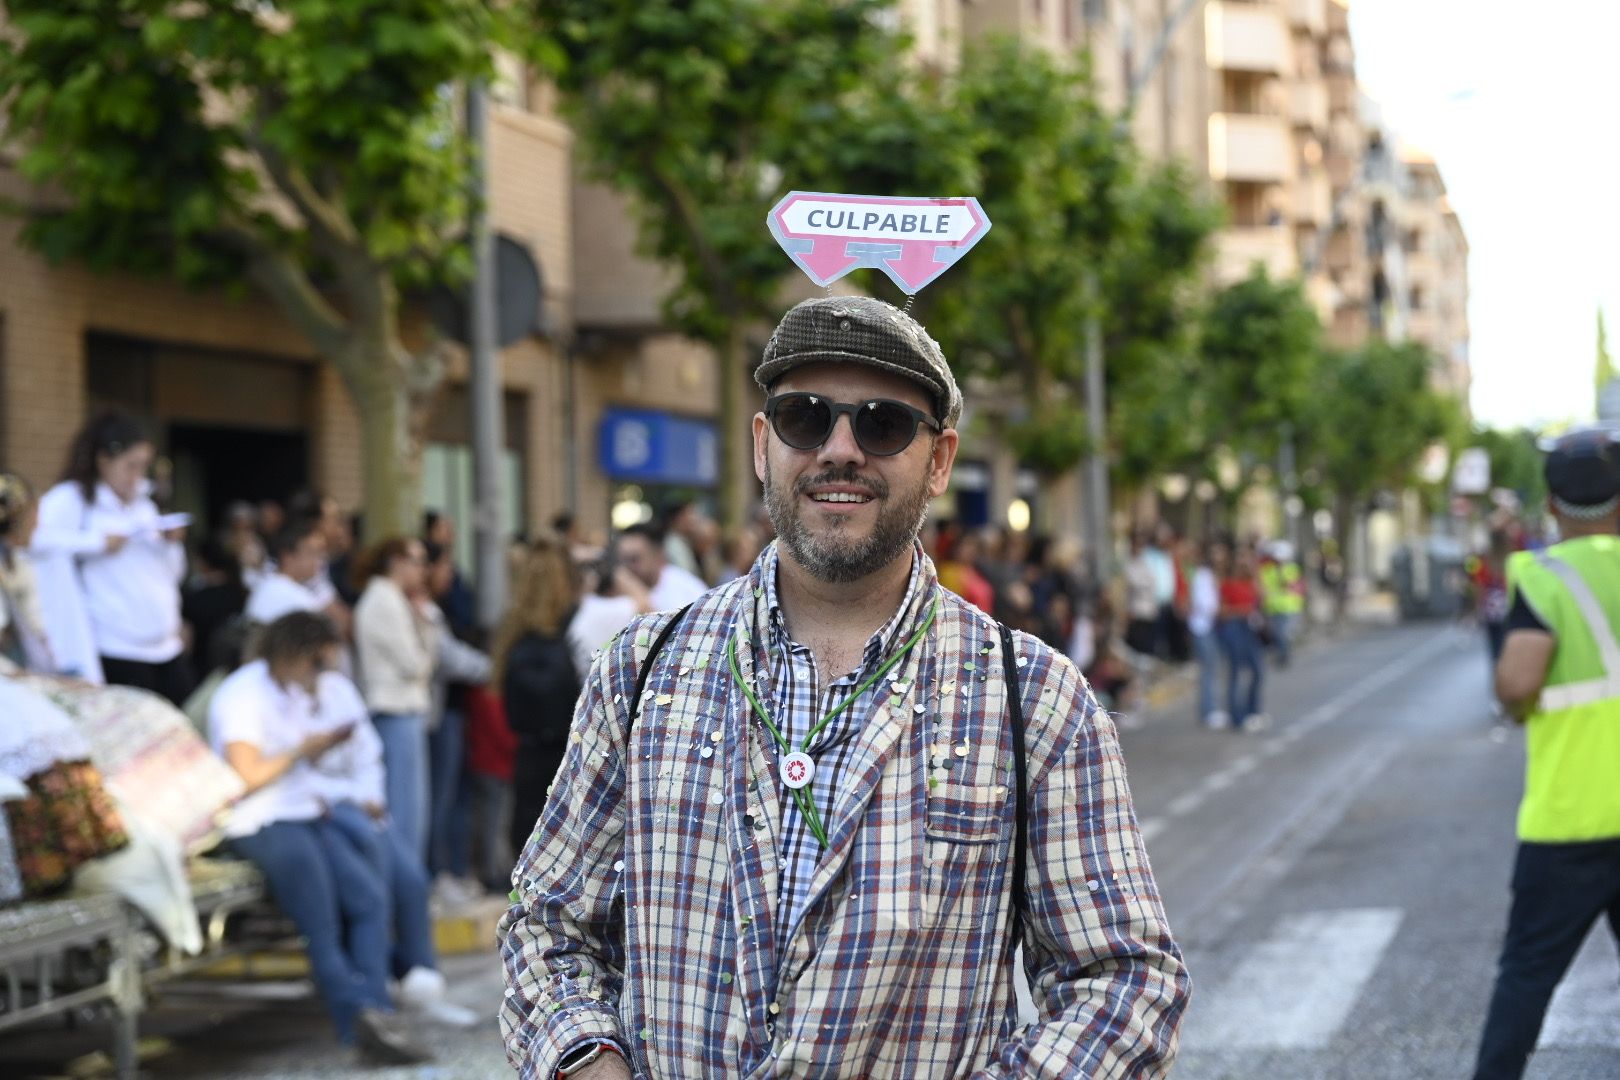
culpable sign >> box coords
[767,191,992,295]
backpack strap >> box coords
[998,622,1029,933]
[627,604,694,725]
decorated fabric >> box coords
[20,677,244,855]
[499,552,1187,1080]
[0,677,92,781]
[4,760,129,897]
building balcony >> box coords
[1289,0,1328,35]
[1291,81,1329,131]
[1205,1,1289,74]
[1292,171,1332,224]
[1216,226,1298,283]
[1209,113,1292,183]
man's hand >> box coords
[162,525,188,543]
[362,801,387,821]
[104,533,129,555]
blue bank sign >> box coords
[598,409,718,487]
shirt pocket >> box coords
[922,782,1010,933]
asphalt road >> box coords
[6,621,1619,1078]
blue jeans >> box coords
[1192,629,1221,720]
[230,818,392,1041]
[327,802,437,979]
[1215,617,1264,724]
[1474,839,1620,1079]
[1269,611,1298,666]
[427,709,470,880]
[373,712,429,860]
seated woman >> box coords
[207,613,433,1065]
[284,611,476,1026]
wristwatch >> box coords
[556,1040,620,1077]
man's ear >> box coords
[927,429,960,499]
[753,413,770,484]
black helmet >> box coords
[1543,427,1620,514]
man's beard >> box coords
[763,459,931,584]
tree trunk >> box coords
[1332,490,1354,622]
[341,345,430,543]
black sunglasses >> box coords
[764,393,941,457]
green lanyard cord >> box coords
[726,595,940,848]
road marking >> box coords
[1539,923,1620,1048]
[1290,631,1458,734]
[1138,817,1166,842]
[1184,907,1403,1050]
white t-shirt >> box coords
[33,481,186,664]
[1188,567,1221,637]
[208,660,326,838]
[650,564,708,612]
[301,672,385,810]
[246,572,326,624]
[567,593,640,678]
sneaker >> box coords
[1242,713,1272,732]
[1202,711,1231,730]
[398,965,448,1009]
[355,1006,435,1065]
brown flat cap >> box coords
[754,296,963,429]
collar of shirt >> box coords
[759,541,928,689]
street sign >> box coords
[598,409,718,487]
[767,191,992,295]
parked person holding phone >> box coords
[209,612,434,1065]
[32,411,191,698]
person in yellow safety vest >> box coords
[1258,542,1306,668]
[1472,427,1620,1080]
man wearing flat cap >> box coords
[500,296,1188,1079]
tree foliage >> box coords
[1302,339,1455,502]
[0,0,505,535]
[1476,425,1547,508]
[528,0,924,525]
[1196,268,1321,465]
[916,41,1215,489]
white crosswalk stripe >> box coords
[1182,907,1403,1050]
[1539,923,1620,1049]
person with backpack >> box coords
[498,296,1186,1079]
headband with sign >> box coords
[767,191,992,295]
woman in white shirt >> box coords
[352,536,437,858]
[31,412,190,699]
[208,612,432,1064]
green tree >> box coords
[528,0,934,527]
[916,42,1214,516]
[1301,340,1455,608]
[0,0,505,536]
[1103,162,1220,495]
[1196,268,1322,470]
[1476,426,1547,509]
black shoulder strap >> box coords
[998,622,1029,934]
[627,604,693,724]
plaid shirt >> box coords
[756,543,928,955]
[499,544,1188,1079]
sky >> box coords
[1347,0,1620,430]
